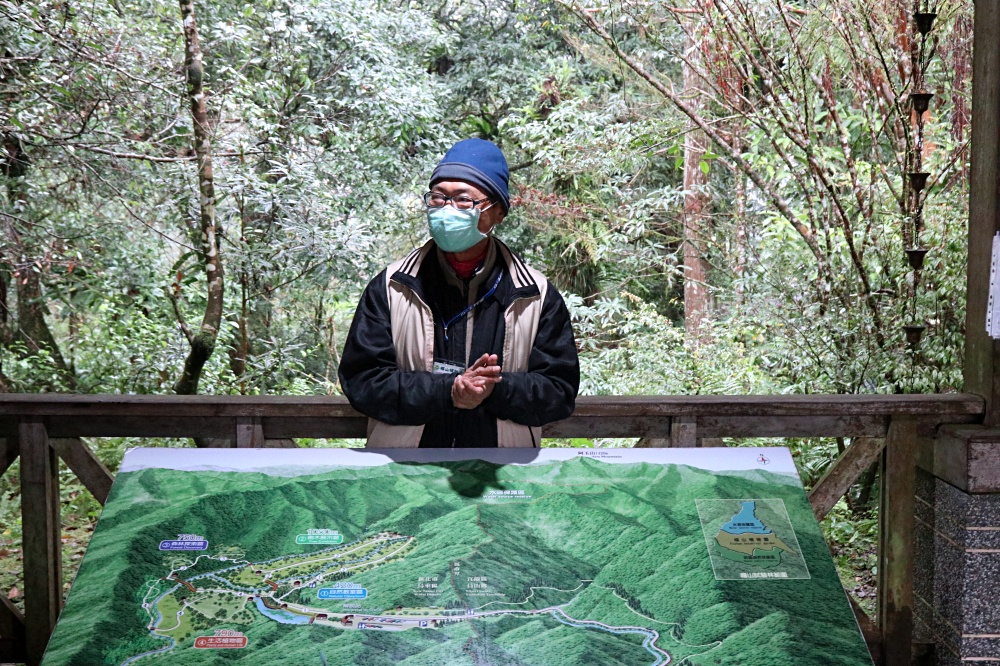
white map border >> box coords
[119,446,801,477]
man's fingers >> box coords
[468,354,499,372]
[466,375,501,386]
[454,374,473,394]
[453,360,501,409]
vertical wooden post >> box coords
[877,416,917,666]
[965,0,1000,426]
[0,592,27,664]
[669,416,697,447]
[0,438,17,476]
[18,421,62,666]
[236,416,264,448]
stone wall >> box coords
[916,426,1000,664]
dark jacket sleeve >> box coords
[338,272,456,425]
[484,284,580,426]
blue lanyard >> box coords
[441,271,503,342]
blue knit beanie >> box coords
[430,139,510,212]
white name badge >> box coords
[432,360,465,375]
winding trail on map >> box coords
[130,534,680,666]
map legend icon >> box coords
[696,498,811,580]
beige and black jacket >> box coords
[339,238,579,448]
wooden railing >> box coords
[0,392,986,666]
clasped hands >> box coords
[451,353,501,410]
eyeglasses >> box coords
[423,192,493,210]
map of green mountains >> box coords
[41,447,873,666]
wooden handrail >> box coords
[0,393,984,441]
[0,392,985,416]
[0,392,988,666]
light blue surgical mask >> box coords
[427,205,492,253]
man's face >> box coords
[431,180,505,235]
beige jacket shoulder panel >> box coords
[494,240,547,447]
[366,241,436,448]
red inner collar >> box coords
[445,247,489,279]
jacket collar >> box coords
[434,237,497,294]
[390,238,540,308]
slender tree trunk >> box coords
[0,256,10,391]
[3,155,75,387]
[734,169,747,307]
[173,0,224,395]
[16,266,69,368]
[682,31,712,340]
[0,260,9,343]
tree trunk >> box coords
[0,259,10,392]
[3,159,75,387]
[682,31,712,340]
[733,169,747,307]
[17,267,69,369]
[0,260,9,343]
[173,0,224,395]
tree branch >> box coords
[164,286,194,344]
[566,2,825,267]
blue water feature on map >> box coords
[120,591,177,665]
[549,609,666,666]
[720,501,772,535]
[253,597,312,624]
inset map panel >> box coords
[696,498,810,580]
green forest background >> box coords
[0,0,972,636]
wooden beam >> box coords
[878,417,917,666]
[0,639,27,664]
[0,437,17,477]
[0,592,26,664]
[697,415,888,438]
[0,392,985,419]
[18,421,62,666]
[263,417,367,440]
[809,437,885,521]
[0,394,984,440]
[50,439,114,505]
[543,416,672,439]
[847,593,881,665]
[0,416,238,439]
[669,416,697,447]
[966,0,1000,425]
[931,425,1000,493]
[235,416,264,448]
[263,438,299,448]
[0,412,969,441]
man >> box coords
[339,138,579,447]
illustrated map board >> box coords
[42,447,874,666]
